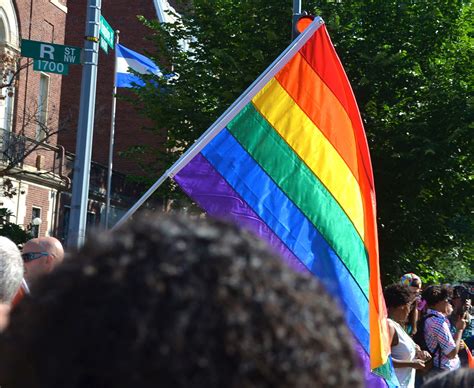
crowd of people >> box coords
[0,212,471,387]
[384,273,474,387]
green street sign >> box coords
[99,15,114,49]
[99,37,109,54]
[33,59,69,75]
[21,39,82,65]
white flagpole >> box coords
[112,17,325,231]
[104,30,120,229]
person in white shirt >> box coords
[384,283,431,388]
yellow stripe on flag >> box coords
[252,78,365,240]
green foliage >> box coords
[125,0,293,200]
[0,208,29,245]
[312,0,474,283]
[412,245,474,285]
[130,0,473,282]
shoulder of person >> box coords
[425,313,442,322]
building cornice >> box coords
[0,163,68,190]
[50,0,68,14]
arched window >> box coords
[0,18,6,42]
[0,1,20,48]
[0,5,18,132]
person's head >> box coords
[384,283,414,321]
[0,213,363,388]
[0,237,23,304]
[421,367,474,388]
[400,273,422,295]
[451,285,472,313]
[22,236,64,283]
[422,285,453,316]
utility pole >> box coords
[67,0,101,248]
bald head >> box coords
[22,237,64,283]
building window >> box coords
[0,17,6,41]
[0,16,16,133]
[36,73,50,141]
[31,207,41,238]
[2,72,15,132]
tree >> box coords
[130,0,473,282]
[314,0,473,282]
[124,0,293,202]
[0,208,29,245]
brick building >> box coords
[0,1,173,243]
[57,1,172,239]
[0,0,69,239]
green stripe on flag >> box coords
[227,103,369,296]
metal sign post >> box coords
[67,0,101,248]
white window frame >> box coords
[36,72,50,141]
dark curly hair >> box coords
[0,213,363,388]
[383,283,414,309]
[422,285,453,307]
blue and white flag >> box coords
[115,44,161,88]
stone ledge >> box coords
[50,0,68,13]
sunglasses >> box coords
[22,252,49,262]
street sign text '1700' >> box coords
[33,60,69,75]
[21,39,82,65]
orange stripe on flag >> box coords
[275,52,359,183]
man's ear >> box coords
[45,255,55,273]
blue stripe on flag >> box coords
[116,73,146,88]
[201,129,370,352]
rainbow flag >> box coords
[171,18,393,385]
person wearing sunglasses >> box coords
[21,237,64,289]
[12,237,64,307]
[400,273,425,336]
[448,285,474,366]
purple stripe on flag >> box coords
[174,153,387,388]
[354,341,388,387]
[174,153,307,273]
